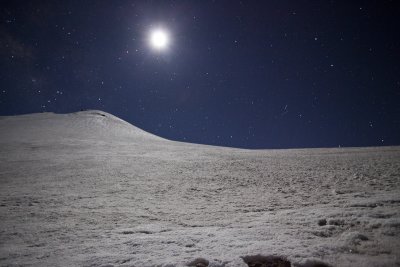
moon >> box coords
[149,29,169,50]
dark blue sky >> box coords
[1,1,399,148]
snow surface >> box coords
[0,110,399,267]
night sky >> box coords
[1,1,399,149]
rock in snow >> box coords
[0,110,399,267]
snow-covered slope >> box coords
[0,110,164,143]
[0,110,399,267]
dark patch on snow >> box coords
[116,258,132,264]
[327,219,346,226]
[87,110,107,117]
[78,110,108,117]
[369,212,395,219]
[121,230,135,235]
[27,242,46,247]
[121,229,153,235]
[137,230,152,234]
[318,219,327,226]
[241,254,291,267]
[187,257,209,267]
[295,259,333,267]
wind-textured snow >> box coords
[0,110,399,267]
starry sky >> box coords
[1,1,399,149]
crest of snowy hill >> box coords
[0,110,165,144]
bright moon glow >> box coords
[150,29,169,50]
